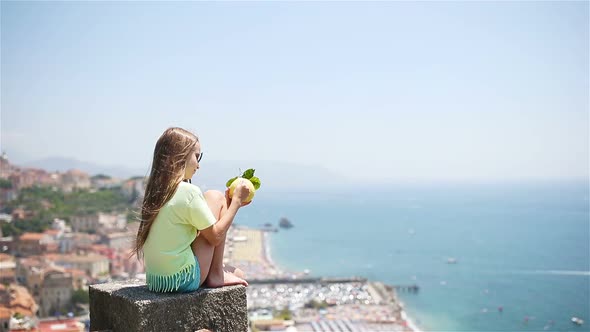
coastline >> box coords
[401,307,423,332]
[230,227,424,332]
[261,231,275,270]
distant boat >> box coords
[572,317,584,325]
[279,217,294,229]
[447,258,458,264]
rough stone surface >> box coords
[89,280,248,332]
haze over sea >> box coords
[235,181,589,332]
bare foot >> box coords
[205,271,248,288]
[223,264,246,279]
[231,267,245,279]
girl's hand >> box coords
[233,182,251,205]
[225,186,251,207]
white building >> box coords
[39,270,73,317]
[71,212,127,233]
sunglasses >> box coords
[196,152,203,163]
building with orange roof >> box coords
[10,209,31,221]
[44,243,59,253]
[15,257,56,301]
[42,229,61,238]
[17,233,53,257]
[16,256,45,285]
[0,284,38,323]
[7,168,56,192]
[8,171,35,191]
[46,254,109,279]
[18,233,46,242]
[59,169,90,193]
[0,306,10,332]
[83,244,113,260]
[0,270,15,286]
[89,244,109,251]
[15,258,83,316]
[7,285,37,317]
[40,254,60,262]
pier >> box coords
[249,277,366,285]
[249,277,419,293]
[391,284,420,292]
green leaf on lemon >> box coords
[250,177,261,190]
[242,169,255,179]
[225,176,238,188]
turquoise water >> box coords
[236,181,589,332]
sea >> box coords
[235,180,590,332]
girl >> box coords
[133,127,250,292]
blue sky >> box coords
[1,1,588,182]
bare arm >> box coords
[200,184,250,246]
[200,199,240,246]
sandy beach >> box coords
[224,226,285,280]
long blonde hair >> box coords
[132,127,198,259]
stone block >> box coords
[89,280,247,332]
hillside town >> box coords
[0,153,145,332]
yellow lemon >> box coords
[228,178,256,203]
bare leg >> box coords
[191,235,214,286]
[191,190,247,287]
[204,232,248,288]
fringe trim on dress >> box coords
[146,264,196,293]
